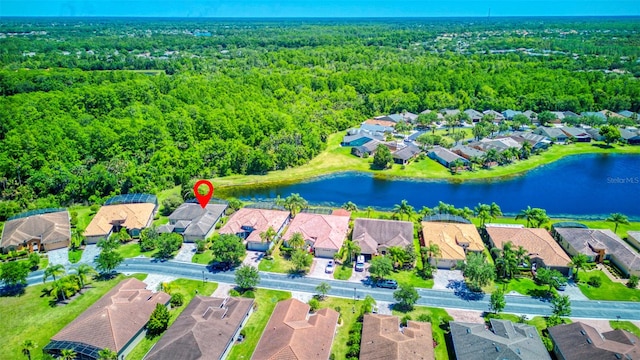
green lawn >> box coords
[0,273,146,360]
[227,289,291,359]
[391,306,454,360]
[68,249,83,263]
[257,244,295,273]
[388,269,434,289]
[577,270,640,301]
[334,264,353,280]
[68,205,96,231]
[484,276,555,297]
[127,279,218,360]
[192,249,215,265]
[610,320,640,338]
[116,242,157,258]
[470,216,640,234]
[321,297,364,360]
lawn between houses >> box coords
[0,273,147,360]
[577,269,640,302]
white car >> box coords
[325,260,334,274]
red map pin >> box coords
[193,180,214,208]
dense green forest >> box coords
[1,17,639,218]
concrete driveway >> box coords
[308,258,335,280]
[79,245,100,264]
[47,248,70,267]
[433,269,465,290]
[348,262,369,283]
[243,251,264,267]
[174,243,196,263]
[559,280,588,301]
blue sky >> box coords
[1,0,639,17]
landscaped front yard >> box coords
[610,320,640,338]
[321,297,364,360]
[391,306,454,360]
[577,270,640,301]
[333,264,353,280]
[257,244,295,273]
[388,269,434,289]
[0,273,147,360]
[116,242,157,258]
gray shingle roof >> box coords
[168,203,227,238]
[352,219,414,255]
[450,320,551,360]
[451,144,485,159]
[393,144,421,161]
[428,147,467,164]
[548,322,640,360]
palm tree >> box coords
[569,253,589,280]
[482,148,499,167]
[21,340,37,360]
[60,349,77,360]
[70,229,84,251]
[449,159,465,174]
[73,264,97,289]
[489,202,502,221]
[421,242,441,267]
[287,232,306,250]
[515,246,529,267]
[43,264,66,283]
[393,200,414,221]
[515,206,536,227]
[259,226,277,244]
[343,239,361,264]
[366,206,374,218]
[283,193,308,218]
[97,348,118,360]
[419,206,433,219]
[342,201,358,212]
[606,213,629,234]
[474,203,491,226]
[521,141,532,159]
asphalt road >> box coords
[21,257,640,321]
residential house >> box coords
[581,112,607,122]
[620,128,640,144]
[585,128,604,141]
[361,123,395,134]
[428,147,469,168]
[1,209,70,253]
[392,144,421,165]
[618,110,637,119]
[550,111,566,124]
[331,209,351,217]
[563,111,581,119]
[44,278,170,360]
[450,319,551,360]
[482,110,505,122]
[627,231,640,251]
[342,132,377,147]
[158,203,227,242]
[484,137,523,150]
[251,298,338,360]
[464,109,484,122]
[510,131,549,149]
[486,225,572,276]
[375,113,405,123]
[533,126,569,143]
[502,109,522,120]
[441,109,461,118]
[352,140,383,157]
[401,111,419,123]
[360,314,434,360]
[421,222,485,269]
[548,322,640,360]
[218,208,290,251]
[554,228,640,277]
[144,296,254,360]
[522,110,538,123]
[84,203,156,243]
[451,144,485,160]
[561,127,591,142]
[600,109,626,120]
[419,109,445,121]
[352,218,414,259]
[281,213,349,258]
[364,118,397,128]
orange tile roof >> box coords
[486,226,571,267]
[331,209,351,217]
[84,203,155,237]
[282,213,349,251]
[1,210,70,250]
[421,222,484,262]
[360,314,435,360]
[219,208,290,243]
[364,119,397,127]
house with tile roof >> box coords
[554,228,640,277]
[360,314,434,360]
[486,225,572,275]
[282,213,350,258]
[548,322,640,360]
[218,208,290,251]
[84,203,156,243]
[44,278,170,360]
[158,203,227,242]
[421,222,485,269]
[450,319,550,360]
[352,218,414,259]
[251,298,338,360]
[1,209,70,253]
[145,296,254,360]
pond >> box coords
[223,154,640,219]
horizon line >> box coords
[2,15,640,19]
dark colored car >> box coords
[209,261,231,271]
[376,279,398,289]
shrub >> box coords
[588,275,602,288]
[229,289,240,297]
[628,275,639,289]
[308,298,320,312]
[147,304,170,336]
[243,290,255,298]
[416,313,431,322]
[401,314,412,327]
[90,204,100,214]
[170,293,184,307]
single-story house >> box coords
[600,109,626,119]
[218,208,290,251]
[464,109,484,122]
[486,225,572,276]
[550,111,566,123]
[421,222,485,269]
[160,203,227,242]
[428,147,469,168]
[450,319,551,360]
[281,213,349,258]
[483,110,505,122]
[360,314,434,360]
[392,144,421,165]
[533,126,569,143]
[251,298,338,360]
[620,128,640,145]
[361,123,395,134]
[364,118,397,128]
[352,140,383,158]
[441,109,461,118]
[563,111,581,118]
[44,278,170,360]
[585,128,604,141]
[144,296,254,360]
[485,137,522,150]
[548,322,640,360]
[352,218,414,259]
[581,112,607,122]
[1,209,70,253]
[618,110,636,119]
[627,231,640,251]
[451,144,485,160]
[401,111,419,123]
[502,109,522,120]
[510,131,549,149]
[561,127,591,142]
[376,113,405,123]
[554,228,640,277]
[84,203,156,243]
[522,110,538,122]
[419,109,445,121]
[342,133,375,147]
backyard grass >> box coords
[227,289,291,359]
[127,279,218,360]
[391,306,454,360]
[388,269,434,289]
[334,264,353,280]
[68,249,83,263]
[0,273,146,360]
[321,297,364,360]
[470,216,640,233]
[68,205,96,231]
[610,320,640,338]
[116,242,157,258]
[577,270,640,301]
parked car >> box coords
[209,261,231,271]
[376,279,398,289]
[325,260,334,274]
[355,255,365,272]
